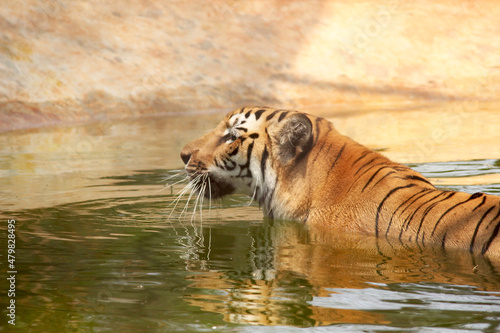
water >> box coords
[1,105,500,332]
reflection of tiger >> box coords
[181,106,500,256]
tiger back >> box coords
[180,106,500,257]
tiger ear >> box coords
[275,113,313,164]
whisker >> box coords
[206,227,212,261]
[208,176,212,217]
[157,177,189,194]
[162,170,185,183]
[248,175,260,206]
[168,174,203,220]
[181,173,205,219]
[196,184,204,223]
[167,182,192,209]
[167,184,192,220]
[199,174,208,222]
[191,180,205,223]
[196,175,208,246]
[166,176,190,187]
[181,181,199,218]
[189,178,206,245]
[166,175,197,203]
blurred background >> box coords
[1,0,499,131]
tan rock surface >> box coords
[1,0,500,132]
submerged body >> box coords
[181,106,500,257]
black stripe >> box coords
[406,175,434,186]
[214,158,222,168]
[218,134,231,145]
[385,188,429,237]
[228,146,239,156]
[223,159,236,171]
[362,166,392,192]
[261,146,269,183]
[473,196,487,211]
[372,171,396,188]
[245,110,252,118]
[375,184,416,238]
[400,189,433,218]
[326,143,346,178]
[314,118,322,143]
[354,161,385,182]
[263,185,276,210]
[246,141,254,162]
[470,192,484,200]
[430,194,482,237]
[244,168,252,178]
[266,110,280,121]
[254,109,265,121]
[485,205,500,229]
[351,151,371,167]
[482,207,500,254]
[400,190,442,238]
[441,233,447,248]
[415,192,454,242]
[321,142,336,159]
[278,111,289,122]
[236,127,248,132]
[249,133,259,139]
[237,142,254,177]
[469,206,495,253]
[310,140,328,165]
[354,157,379,176]
[326,121,333,132]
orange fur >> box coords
[181,107,500,257]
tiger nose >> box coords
[180,151,191,165]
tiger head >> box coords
[180,106,314,218]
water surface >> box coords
[1,104,500,332]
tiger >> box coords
[180,106,500,257]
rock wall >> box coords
[1,0,499,132]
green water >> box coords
[1,111,500,332]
